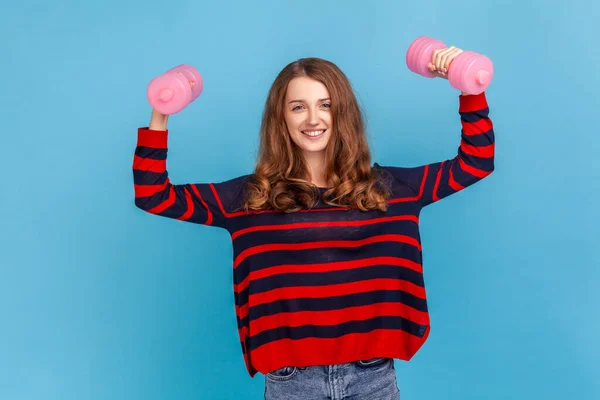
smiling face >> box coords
[284,76,333,157]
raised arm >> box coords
[132,110,236,229]
[380,91,495,207]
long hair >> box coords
[239,57,392,213]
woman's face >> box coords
[284,77,333,156]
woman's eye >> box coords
[291,103,329,111]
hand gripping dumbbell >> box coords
[147,64,204,115]
[406,36,493,95]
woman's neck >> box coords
[304,152,328,187]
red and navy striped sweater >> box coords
[132,92,494,377]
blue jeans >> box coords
[264,357,400,399]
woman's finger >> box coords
[437,47,453,72]
[441,46,458,72]
[445,48,462,72]
[431,49,442,71]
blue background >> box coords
[1,0,598,399]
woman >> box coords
[132,47,495,399]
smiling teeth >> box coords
[303,130,324,136]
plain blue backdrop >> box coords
[1,0,598,399]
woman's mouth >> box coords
[301,129,326,139]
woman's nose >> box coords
[307,108,319,124]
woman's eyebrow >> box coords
[288,98,330,104]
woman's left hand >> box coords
[427,46,463,80]
[428,46,470,95]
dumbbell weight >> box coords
[147,64,204,115]
[406,36,493,95]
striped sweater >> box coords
[132,92,494,377]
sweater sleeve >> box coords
[379,92,495,207]
[132,127,242,229]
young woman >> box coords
[132,47,495,399]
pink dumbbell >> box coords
[147,64,204,115]
[406,36,493,95]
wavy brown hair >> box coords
[239,57,392,213]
